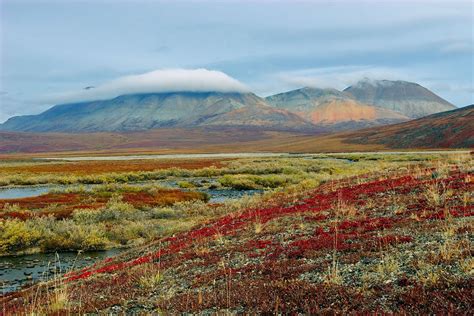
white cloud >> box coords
[43,68,250,104]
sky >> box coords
[0,0,473,123]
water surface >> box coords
[0,249,122,294]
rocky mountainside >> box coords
[0,92,315,132]
[343,79,456,118]
[265,87,409,130]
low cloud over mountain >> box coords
[44,69,250,104]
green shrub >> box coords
[177,181,195,189]
[252,174,295,188]
[0,219,42,253]
[218,175,260,190]
[39,221,108,251]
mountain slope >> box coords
[343,79,456,118]
[265,87,409,130]
[202,103,318,129]
[256,105,473,152]
[308,99,409,131]
[0,92,315,132]
[345,104,473,148]
[265,87,349,112]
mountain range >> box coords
[1,104,471,154]
[265,87,409,131]
[0,92,315,132]
[0,79,457,133]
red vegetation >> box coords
[66,169,472,282]
[0,189,207,220]
[2,167,472,314]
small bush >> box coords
[177,181,195,189]
[0,219,42,252]
[218,175,259,190]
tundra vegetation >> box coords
[0,152,472,314]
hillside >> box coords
[248,105,473,153]
[346,104,474,148]
[0,92,315,132]
[344,79,456,118]
[202,103,319,130]
[305,99,408,131]
[0,128,302,155]
[266,87,408,130]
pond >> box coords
[0,249,122,294]
[0,186,52,199]
[0,179,263,203]
[0,179,262,294]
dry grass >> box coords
[138,268,163,290]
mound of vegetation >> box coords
[0,186,209,255]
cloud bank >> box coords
[45,69,250,104]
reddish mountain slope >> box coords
[346,104,473,148]
[265,87,408,130]
[308,99,408,130]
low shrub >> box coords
[177,181,196,188]
[218,175,260,190]
[0,219,42,252]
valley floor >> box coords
[0,152,472,314]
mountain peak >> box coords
[350,78,423,88]
[344,79,456,118]
[265,87,408,131]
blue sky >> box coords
[0,0,472,122]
